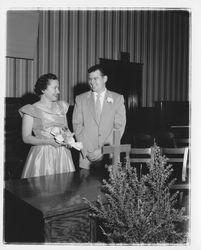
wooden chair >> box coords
[129,147,152,177]
[129,147,152,163]
[161,147,189,183]
[130,147,189,184]
[133,133,154,148]
[161,147,190,210]
[175,138,190,148]
[155,131,177,148]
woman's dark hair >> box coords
[34,73,58,96]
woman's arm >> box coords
[22,114,61,148]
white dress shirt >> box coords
[93,89,106,111]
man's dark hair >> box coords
[87,64,107,76]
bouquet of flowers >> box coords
[50,126,83,151]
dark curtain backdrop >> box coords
[6,10,190,107]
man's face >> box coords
[88,70,107,94]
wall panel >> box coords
[78,11,88,83]
[6,10,190,107]
[112,11,120,60]
[38,11,49,76]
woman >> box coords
[19,73,75,178]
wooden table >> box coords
[4,169,107,243]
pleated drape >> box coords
[6,10,190,107]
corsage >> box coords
[50,127,83,151]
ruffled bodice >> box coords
[19,101,69,140]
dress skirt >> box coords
[21,145,75,178]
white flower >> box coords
[50,127,61,136]
[50,126,83,150]
[107,97,114,103]
[55,134,64,143]
[67,137,75,144]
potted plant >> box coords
[84,144,188,244]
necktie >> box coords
[95,93,102,122]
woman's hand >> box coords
[48,138,64,148]
[21,115,71,148]
[48,138,73,148]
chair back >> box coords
[161,147,190,210]
[130,147,152,163]
[175,138,190,148]
[133,133,154,148]
[161,147,189,182]
[155,131,177,148]
[129,147,152,177]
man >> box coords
[72,64,126,169]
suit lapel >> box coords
[100,90,113,125]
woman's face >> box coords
[42,79,60,101]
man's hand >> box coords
[87,149,103,162]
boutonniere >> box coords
[107,97,114,103]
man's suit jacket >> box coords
[72,89,126,169]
